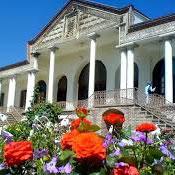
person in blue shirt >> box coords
[145,81,156,104]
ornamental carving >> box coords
[121,21,175,44]
[31,3,122,52]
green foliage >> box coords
[25,102,62,124]
[7,121,31,140]
[78,122,101,132]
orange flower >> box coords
[71,118,92,130]
[113,165,140,175]
[103,113,125,125]
[61,129,80,150]
[76,107,89,118]
[136,122,157,133]
[4,141,33,167]
[72,132,106,162]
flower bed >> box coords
[0,105,175,175]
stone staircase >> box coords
[0,88,175,131]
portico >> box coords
[0,0,175,113]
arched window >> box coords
[57,76,67,102]
[153,58,175,102]
[78,60,107,100]
[35,80,47,103]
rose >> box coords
[61,129,80,150]
[113,165,140,175]
[136,122,157,133]
[72,132,106,162]
[103,113,125,125]
[75,107,89,118]
[4,141,33,167]
[71,118,92,130]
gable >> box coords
[30,0,127,52]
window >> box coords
[20,90,27,108]
[0,93,4,107]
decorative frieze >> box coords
[120,21,175,44]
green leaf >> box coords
[78,122,100,132]
[60,150,75,161]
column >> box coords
[120,49,127,102]
[88,33,100,108]
[120,49,127,89]
[25,71,36,111]
[127,47,134,100]
[48,47,58,103]
[88,33,100,98]
[165,39,173,103]
[7,75,16,111]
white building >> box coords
[0,0,175,127]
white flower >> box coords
[60,118,69,127]
[0,114,8,122]
[109,125,113,134]
[29,129,34,137]
[119,139,133,147]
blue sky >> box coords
[0,0,175,67]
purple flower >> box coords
[34,149,48,159]
[115,162,129,168]
[44,157,59,174]
[58,163,72,174]
[1,130,13,143]
[131,131,153,144]
[0,163,7,170]
[160,145,175,160]
[103,134,114,148]
[110,148,121,157]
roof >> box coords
[28,0,148,45]
[129,13,175,33]
[0,60,29,72]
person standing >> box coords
[145,81,156,104]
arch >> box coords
[153,58,175,102]
[78,60,107,100]
[57,76,67,102]
[115,66,120,89]
[36,80,47,103]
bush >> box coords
[25,102,62,125]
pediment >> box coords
[31,0,125,51]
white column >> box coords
[127,48,134,100]
[120,49,127,89]
[25,71,36,111]
[88,33,100,98]
[165,40,173,103]
[48,47,58,103]
[7,76,16,111]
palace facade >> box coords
[0,0,175,114]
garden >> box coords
[0,102,175,175]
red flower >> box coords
[61,129,80,150]
[72,132,106,162]
[113,165,140,175]
[76,107,89,118]
[103,113,125,125]
[136,122,157,133]
[4,141,33,167]
[71,118,92,130]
